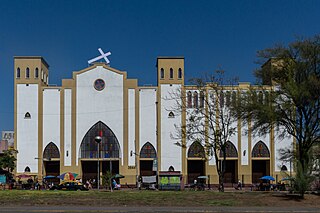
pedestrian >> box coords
[238,179,242,190]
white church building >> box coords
[13,51,293,186]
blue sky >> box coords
[1,0,320,133]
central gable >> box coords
[74,63,127,78]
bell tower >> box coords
[156,56,184,86]
[14,56,49,175]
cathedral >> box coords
[14,53,293,187]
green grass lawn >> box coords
[0,190,318,207]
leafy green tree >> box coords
[237,35,320,197]
[101,170,112,190]
[0,150,17,173]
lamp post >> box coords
[34,157,44,180]
[131,150,140,189]
[95,136,102,190]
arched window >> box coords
[193,91,198,108]
[80,121,120,159]
[24,112,31,119]
[264,91,269,104]
[188,141,205,158]
[140,142,157,158]
[160,68,164,79]
[16,67,21,78]
[226,91,231,107]
[258,91,263,104]
[26,67,30,78]
[178,68,182,79]
[199,91,204,108]
[281,165,288,171]
[168,111,175,118]
[35,68,39,78]
[41,69,44,80]
[219,141,238,157]
[231,91,237,106]
[252,141,270,157]
[187,91,192,108]
[168,166,175,171]
[24,166,31,173]
[43,142,60,159]
[170,68,173,79]
[219,91,224,107]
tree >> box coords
[238,35,320,197]
[171,70,239,192]
[0,150,17,180]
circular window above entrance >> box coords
[94,79,105,91]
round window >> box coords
[94,79,105,91]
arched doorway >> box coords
[251,141,270,183]
[219,141,238,184]
[187,141,206,184]
[79,121,121,183]
[139,142,157,176]
[43,142,60,182]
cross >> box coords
[88,48,111,64]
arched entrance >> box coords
[251,141,270,183]
[139,142,157,176]
[187,141,205,184]
[219,141,238,184]
[79,121,121,183]
[43,142,60,182]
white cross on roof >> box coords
[88,48,111,64]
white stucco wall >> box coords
[64,89,72,166]
[274,127,293,172]
[16,84,39,173]
[160,84,182,171]
[43,89,61,155]
[241,123,249,165]
[76,66,124,165]
[139,88,157,157]
[128,89,135,166]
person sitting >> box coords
[112,179,121,190]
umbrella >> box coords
[260,175,275,181]
[197,176,208,179]
[17,174,32,179]
[57,172,78,181]
[44,175,57,179]
[112,174,125,179]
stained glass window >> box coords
[188,141,205,158]
[43,142,60,159]
[252,141,270,157]
[219,141,238,157]
[80,121,120,159]
[140,142,156,158]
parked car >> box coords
[50,181,88,191]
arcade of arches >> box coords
[40,126,271,186]
[186,140,271,185]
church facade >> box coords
[14,55,293,186]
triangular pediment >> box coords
[73,63,127,79]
